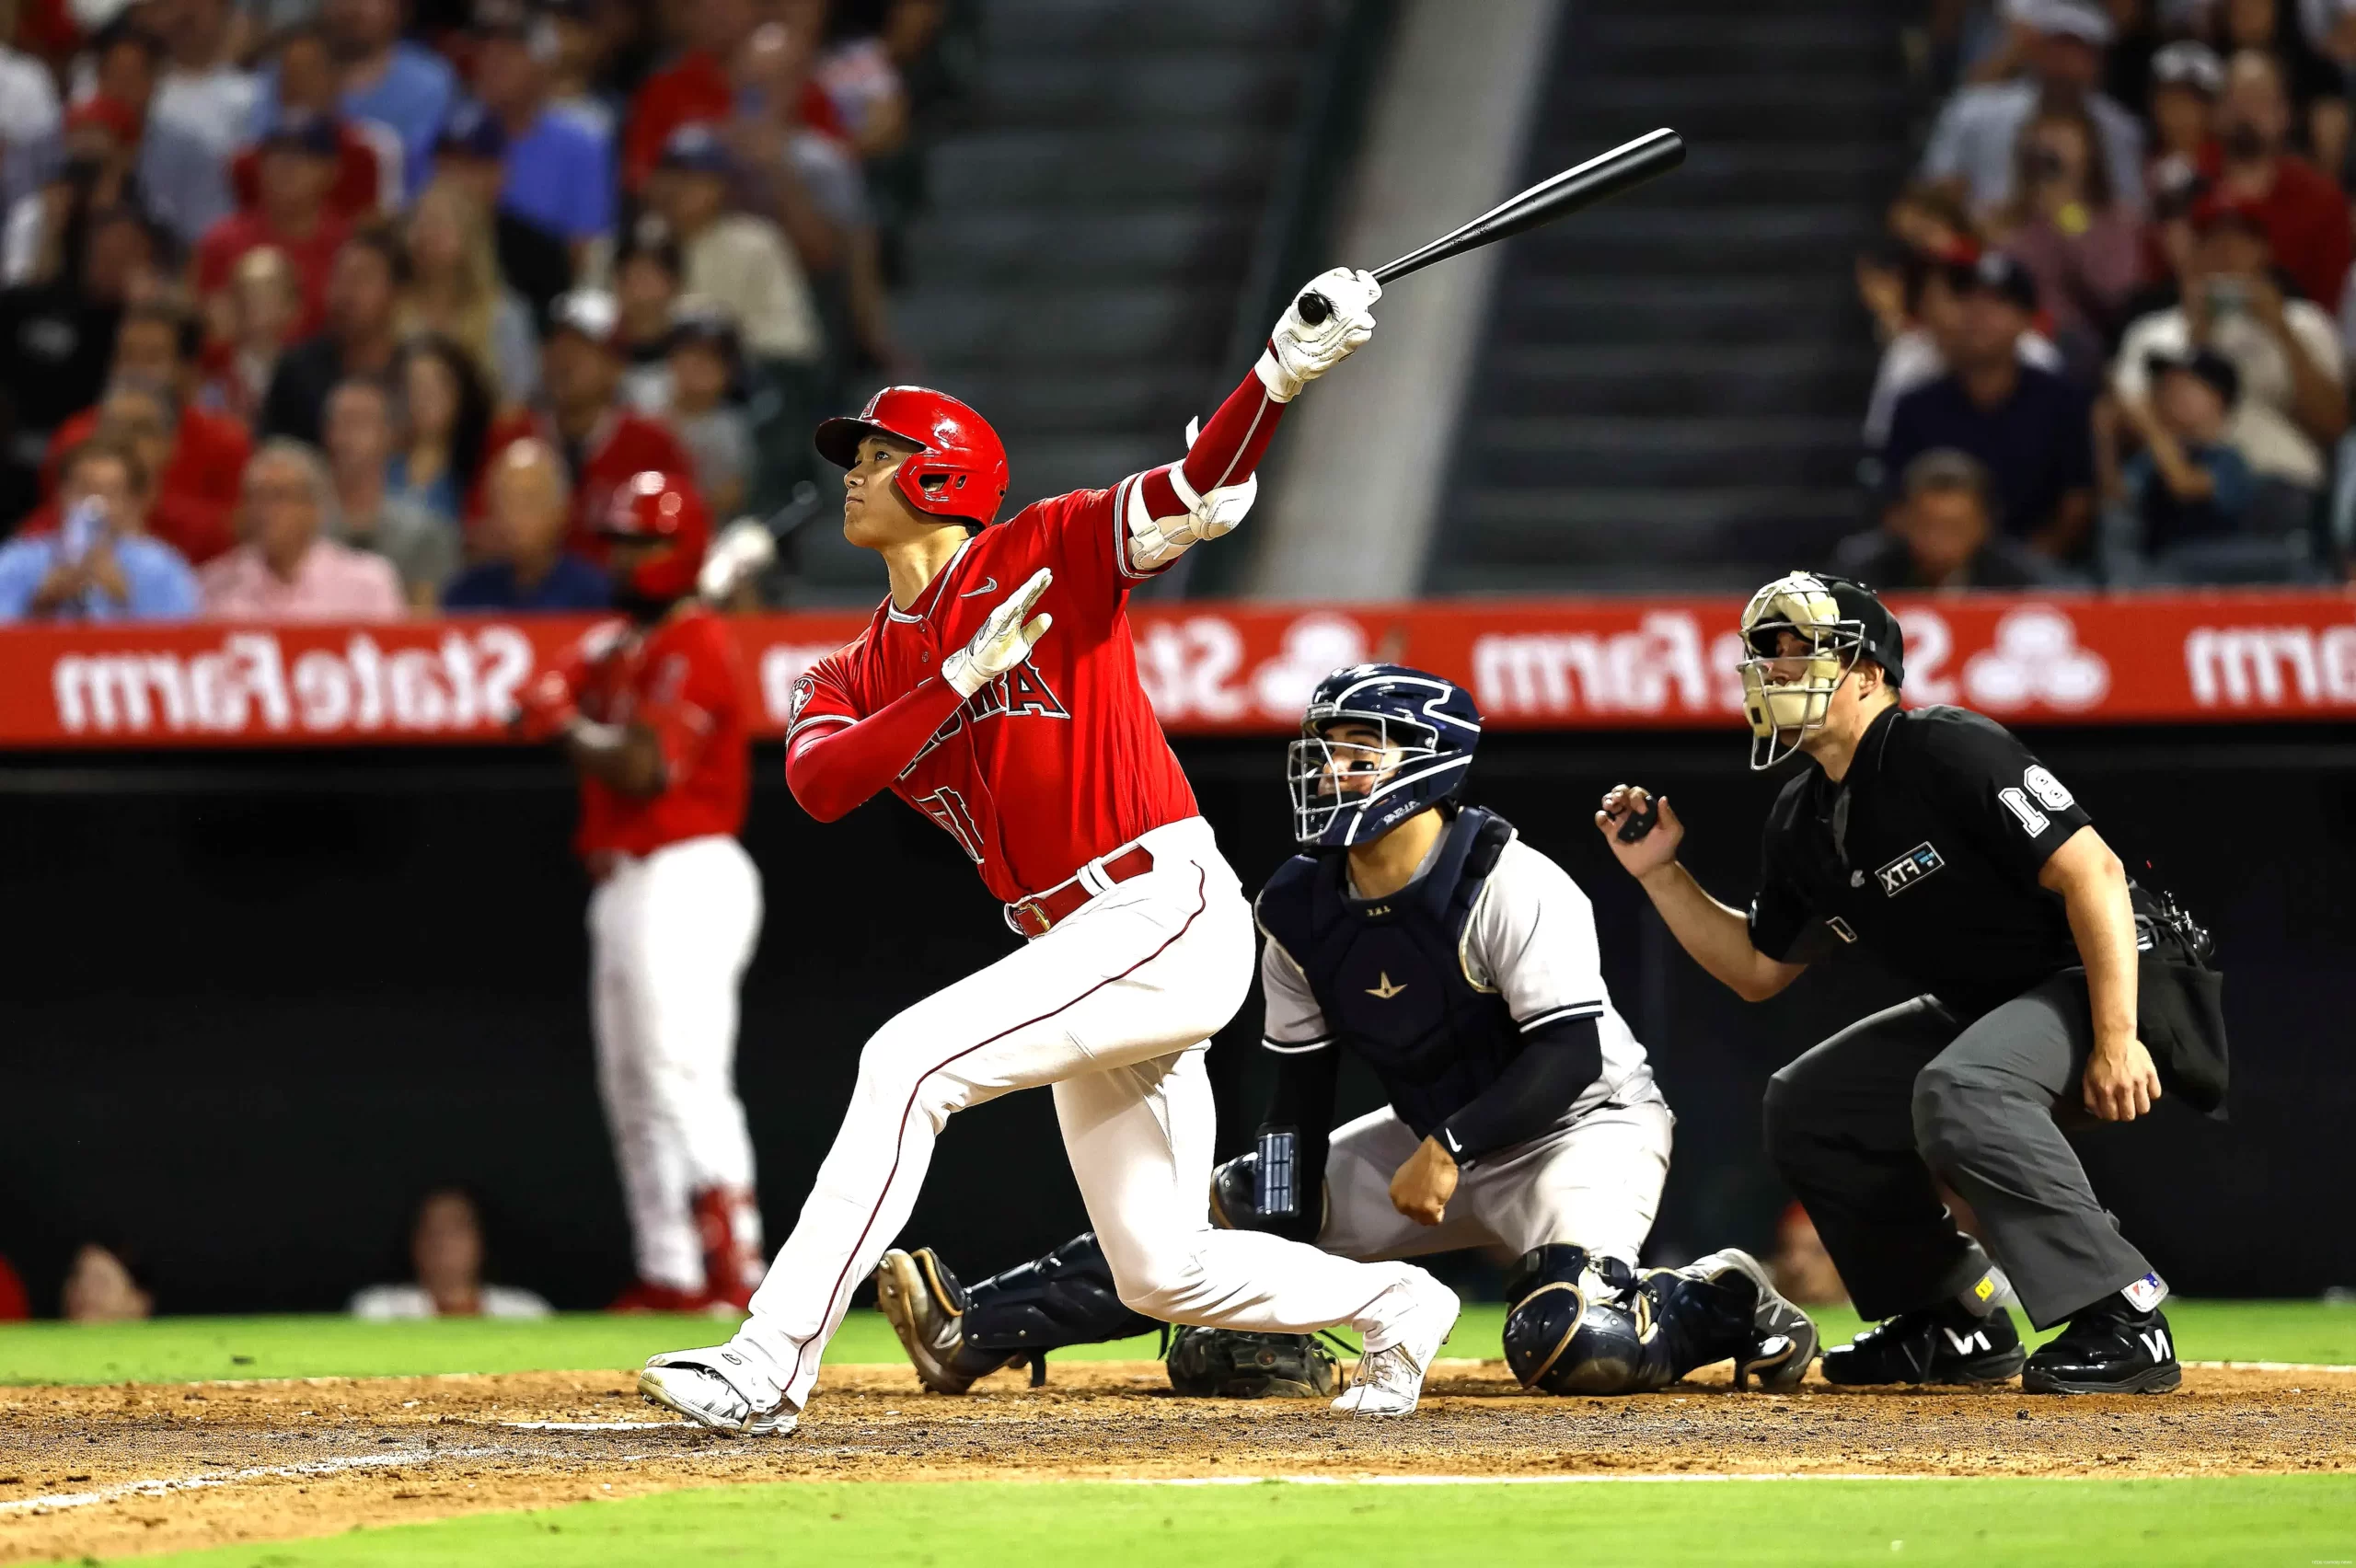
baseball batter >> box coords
[512,460,767,1314]
[873,666,1818,1400]
[638,269,1462,1435]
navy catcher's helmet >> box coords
[1286,663,1482,848]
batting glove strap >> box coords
[942,568,1054,698]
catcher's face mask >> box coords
[1288,718,1433,846]
[1738,572,1866,772]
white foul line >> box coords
[0,1446,505,1516]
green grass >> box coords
[4,1298,2351,1387]
[118,1476,2356,1567]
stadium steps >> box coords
[791,0,1327,599]
[1428,0,1905,592]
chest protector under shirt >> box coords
[1255,807,1522,1139]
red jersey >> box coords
[562,606,753,859]
[790,481,1199,905]
[192,208,353,340]
[622,50,850,190]
[479,408,700,554]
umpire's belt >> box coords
[1005,844,1157,939]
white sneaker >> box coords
[1332,1273,1460,1417]
[638,1343,798,1436]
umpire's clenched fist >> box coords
[1595,784,1685,881]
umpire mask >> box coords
[1737,572,1904,772]
[1286,664,1482,847]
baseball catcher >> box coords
[874,665,1818,1399]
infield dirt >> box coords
[3,1361,2350,1563]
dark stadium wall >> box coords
[2,727,2350,1317]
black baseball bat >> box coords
[1296,127,1685,324]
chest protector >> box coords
[1255,806,1522,1138]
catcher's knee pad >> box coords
[1166,1327,1340,1399]
[1207,1150,1324,1243]
[1502,1244,1673,1396]
[961,1231,1157,1362]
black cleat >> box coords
[2022,1302,2181,1395]
[1820,1302,2026,1386]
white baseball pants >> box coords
[589,834,765,1292]
[733,816,1438,1412]
[1313,1100,1674,1268]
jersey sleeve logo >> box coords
[1874,841,1946,896]
[2023,765,2074,812]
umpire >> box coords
[1596,571,2223,1395]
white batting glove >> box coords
[942,568,1054,698]
[1256,267,1380,402]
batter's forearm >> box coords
[563,720,666,796]
[1637,863,1798,1002]
[783,678,967,821]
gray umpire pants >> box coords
[1761,972,2154,1331]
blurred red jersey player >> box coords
[511,455,767,1312]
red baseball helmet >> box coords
[599,470,710,601]
[814,386,1010,529]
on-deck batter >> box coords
[637,268,1461,1435]
[511,457,767,1313]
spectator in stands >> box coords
[2117,345,2261,557]
[2113,204,2345,492]
[40,18,232,258]
[258,224,404,446]
[664,306,754,517]
[193,113,351,340]
[1836,447,2049,590]
[323,375,455,607]
[2213,0,2350,178]
[398,179,537,403]
[0,0,64,213]
[202,438,405,617]
[662,302,748,517]
[621,0,845,190]
[62,1242,152,1321]
[471,0,612,271]
[312,0,455,199]
[814,0,916,160]
[0,435,198,619]
[1919,0,2145,218]
[2144,39,2223,200]
[1865,251,2065,452]
[442,433,608,609]
[349,1187,553,1320]
[150,0,257,163]
[647,123,823,371]
[2201,50,2350,311]
[5,96,144,287]
[37,300,248,554]
[544,0,621,146]
[388,331,490,527]
[1881,252,2097,560]
[479,288,698,545]
[612,227,682,410]
[234,25,400,219]
[1993,98,2143,378]
[431,101,572,327]
[198,244,301,423]
[0,205,164,525]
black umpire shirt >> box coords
[1748,703,2093,1019]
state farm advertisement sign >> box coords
[3,589,2352,748]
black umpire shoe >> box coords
[2022,1299,2182,1395]
[1819,1302,2027,1386]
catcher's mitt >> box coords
[1166,1327,1342,1399]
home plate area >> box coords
[2,1361,2350,1562]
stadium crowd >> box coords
[1849,0,2356,587]
[0,0,957,622]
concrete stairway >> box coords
[1428,1,1909,594]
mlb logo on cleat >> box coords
[2123,1271,2168,1311]
[1875,842,1946,896]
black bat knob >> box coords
[1295,290,1332,326]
